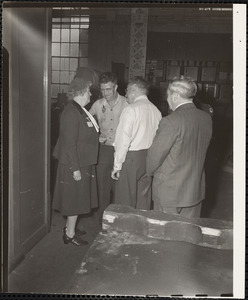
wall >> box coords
[88,12,131,83]
[147,32,232,62]
[87,7,232,79]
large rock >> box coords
[103,204,233,250]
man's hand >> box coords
[111,169,120,180]
[73,170,81,181]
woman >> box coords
[53,77,99,246]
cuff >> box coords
[113,163,122,171]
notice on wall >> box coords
[128,8,148,81]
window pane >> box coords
[52,57,60,70]
[52,29,60,42]
[69,71,76,82]
[60,58,69,70]
[72,17,80,23]
[80,24,89,29]
[61,29,70,42]
[61,43,69,56]
[70,29,79,42]
[60,71,69,84]
[70,44,79,57]
[61,24,70,29]
[70,58,78,71]
[51,84,60,98]
[79,44,88,57]
[60,85,68,94]
[52,18,61,22]
[52,71,60,83]
[79,58,88,68]
[62,18,70,23]
[80,17,89,23]
[71,24,79,29]
[52,16,89,100]
[52,43,60,56]
[52,24,60,29]
[79,29,88,43]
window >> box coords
[51,8,89,99]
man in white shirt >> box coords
[111,77,162,209]
[90,72,128,222]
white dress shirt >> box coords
[113,95,162,171]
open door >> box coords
[3,6,51,273]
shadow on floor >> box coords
[8,210,101,294]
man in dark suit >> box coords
[146,76,212,218]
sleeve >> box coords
[146,118,177,175]
[113,107,135,171]
[61,109,80,172]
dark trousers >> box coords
[114,150,152,210]
[96,144,115,222]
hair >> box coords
[128,76,149,95]
[68,77,91,99]
[99,72,117,85]
[168,76,197,99]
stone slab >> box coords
[68,205,233,296]
[102,204,233,250]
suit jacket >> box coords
[53,101,99,171]
[146,103,212,208]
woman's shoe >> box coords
[63,232,88,246]
[76,228,86,236]
[63,227,86,236]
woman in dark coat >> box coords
[53,78,99,246]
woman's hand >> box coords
[73,170,81,181]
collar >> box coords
[175,101,193,110]
[72,100,84,114]
[134,95,149,102]
[71,101,99,132]
[103,93,120,107]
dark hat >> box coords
[69,77,91,93]
[76,67,93,80]
[75,67,99,86]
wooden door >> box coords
[3,6,51,272]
